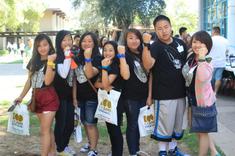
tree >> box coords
[165,0,198,35]
[0,0,45,32]
[72,0,166,30]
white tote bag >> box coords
[7,104,30,135]
[138,105,155,137]
[95,89,121,125]
[74,106,82,143]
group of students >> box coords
[15,14,220,156]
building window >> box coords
[203,0,228,37]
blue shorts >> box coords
[211,68,224,88]
[212,68,224,81]
[79,100,98,125]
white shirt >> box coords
[209,35,229,68]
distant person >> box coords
[209,26,229,94]
[174,34,180,38]
[179,27,188,44]
[73,34,80,50]
[99,36,108,54]
[7,41,13,54]
[19,39,25,57]
[23,38,34,69]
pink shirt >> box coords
[195,61,216,107]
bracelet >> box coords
[116,54,125,59]
[143,43,151,50]
[101,65,110,71]
[47,61,55,69]
[198,59,206,62]
[85,58,92,63]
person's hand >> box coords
[198,43,208,59]
[143,33,152,44]
[146,97,153,106]
[64,46,71,57]
[117,45,125,54]
[48,53,57,62]
[84,48,92,59]
[73,99,78,107]
[101,58,111,66]
[14,97,23,105]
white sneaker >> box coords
[57,150,73,156]
[80,143,90,153]
[87,150,98,156]
[64,146,76,155]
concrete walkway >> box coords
[211,95,235,156]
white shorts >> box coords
[151,98,186,142]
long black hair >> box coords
[102,40,119,64]
[78,32,100,64]
[30,34,55,75]
[55,30,72,63]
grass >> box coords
[0,100,226,155]
[182,129,226,156]
[0,50,8,56]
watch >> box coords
[143,43,150,50]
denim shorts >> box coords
[212,68,224,81]
[79,100,98,125]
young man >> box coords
[142,15,188,156]
[179,27,188,44]
[209,26,229,94]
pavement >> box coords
[0,54,235,156]
[211,95,235,156]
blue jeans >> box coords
[79,100,98,125]
[124,99,146,155]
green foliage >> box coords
[165,0,198,35]
[72,0,166,30]
[0,50,8,56]
[0,0,45,32]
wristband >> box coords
[101,65,111,71]
[143,43,151,50]
[116,54,125,59]
[47,61,55,69]
[198,59,205,62]
[85,58,92,63]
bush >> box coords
[0,50,8,56]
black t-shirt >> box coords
[150,38,187,100]
[76,55,102,101]
[54,67,73,101]
[99,61,124,90]
[122,52,148,100]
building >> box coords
[0,8,67,50]
[199,0,235,45]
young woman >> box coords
[123,29,149,156]
[54,30,76,156]
[15,34,59,156]
[72,32,101,156]
[182,31,219,156]
[94,41,129,156]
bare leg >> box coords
[48,129,56,156]
[198,133,210,156]
[209,135,218,156]
[215,80,221,94]
[85,125,99,150]
[37,112,56,156]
